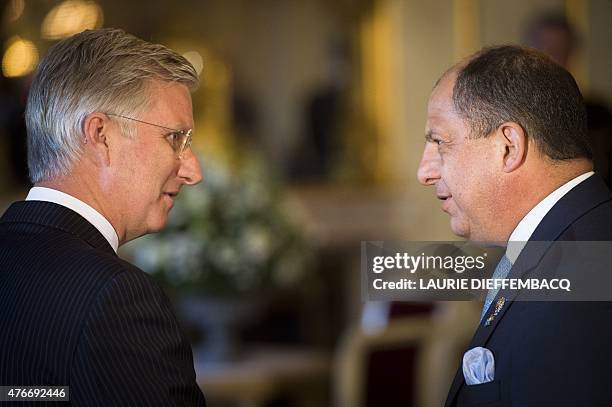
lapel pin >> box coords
[484,296,506,326]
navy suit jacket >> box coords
[445,174,612,407]
[0,201,206,406]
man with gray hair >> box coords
[0,28,205,405]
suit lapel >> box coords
[445,174,612,406]
[444,243,545,406]
[0,201,116,256]
[475,174,612,344]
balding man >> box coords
[418,46,612,406]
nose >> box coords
[178,148,203,185]
[417,143,441,186]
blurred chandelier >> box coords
[41,0,103,40]
[2,36,38,78]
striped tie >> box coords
[480,255,512,321]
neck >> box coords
[36,175,125,245]
[496,158,593,242]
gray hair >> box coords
[26,28,199,183]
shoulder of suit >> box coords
[560,198,612,240]
[25,227,160,298]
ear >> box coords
[82,112,112,167]
[497,122,527,173]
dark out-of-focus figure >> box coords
[0,74,29,191]
[290,36,352,182]
[231,74,259,146]
[524,13,612,188]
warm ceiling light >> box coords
[182,51,204,76]
[2,36,39,78]
[5,0,25,22]
[41,0,103,40]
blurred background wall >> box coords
[0,0,611,406]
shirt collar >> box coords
[26,187,119,253]
[505,171,594,263]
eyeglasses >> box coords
[107,113,193,159]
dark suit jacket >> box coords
[446,174,612,407]
[0,201,206,406]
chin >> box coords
[450,219,470,240]
[147,217,169,234]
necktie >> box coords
[480,255,512,321]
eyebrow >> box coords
[425,130,435,142]
[165,123,190,131]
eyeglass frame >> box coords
[106,113,193,159]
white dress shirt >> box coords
[505,171,594,264]
[26,187,119,253]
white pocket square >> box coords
[462,346,495,385]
